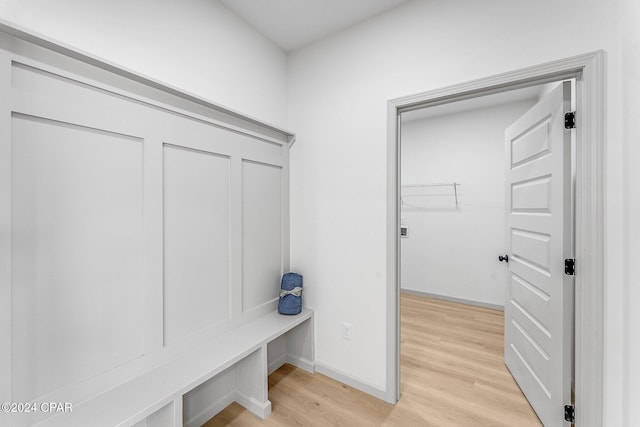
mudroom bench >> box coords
[37,309,314,427]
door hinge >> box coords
[564,112,576,129]
[564,404,575,423]
[564,258,575,276]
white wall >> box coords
[621,0,640,423]
[400,99,536,307]
[287,0,630,421]
[0,0,288,127]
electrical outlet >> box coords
[342,322,352,340]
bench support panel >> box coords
[235,346,271,419]
[286,315,315,373]
[130,397,182,427]
[181,315,314,426]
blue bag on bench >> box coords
[278,272,302,315]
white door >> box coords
[503,82,573,426]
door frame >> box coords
[386,51,604,426]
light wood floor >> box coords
[204,294,542,426]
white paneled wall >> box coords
[0,27,293,426]
[11,115,145,403]
[163,146,232,345]
[242,160,283,312]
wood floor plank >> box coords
[204,294,542,426]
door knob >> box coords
[498,254,509,263]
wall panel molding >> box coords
[0,22,294,426]
[241,160,283,313]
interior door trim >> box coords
[386,51,604,426]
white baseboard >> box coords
[314,362,387,402]
[183,390,235,427]
[287,354,315,373]
[400,288,504,311]
[235,391,271,419]
[185,390,272,426]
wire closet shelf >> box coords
[401,182,461,208]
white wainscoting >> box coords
[242,160,282,313]
[163,144,232,345]
[0,25,295,427]
[11,114,145,403]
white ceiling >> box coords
[219,0,410,52]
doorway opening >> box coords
[386,52,604,426]
[398,80,573,425]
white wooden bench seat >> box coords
[36,309,314,427]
